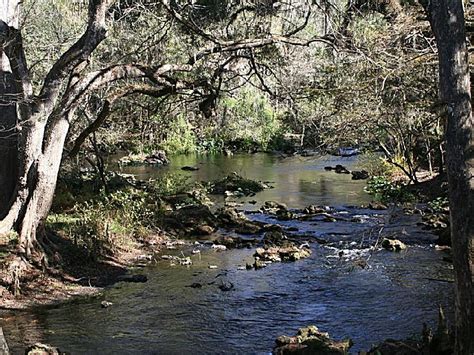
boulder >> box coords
[116,274,148,283]
[276,209,295,221]
[368,202,388,210]
[351,170,369,180]
[254,245,311,263]
[323,165,350,174]
[194,225,216,235]
[25,343,62,355]
[164,205,218,235]
[181,166,199,171]
[208,173,266,195]
[216,207,263,234]
[218,281,234,291]
[274,325,352,355]
[382,238,407,251]
[253,258,267,269]
[144,150,169,165]
[334,165,350,174]
[101,301,113,308]
[214,235,255,249]
[261,201,288,214]
[303,205,327,214]
[263,230,292,247]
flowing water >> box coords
[1,153,454,354]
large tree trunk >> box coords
[0,0,112,262]
[0,55,19,219]
[0,114,71,258]
[0,0,20,219]
[424,1,474,354]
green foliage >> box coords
[48,170,191,259]
[220,88,281,151]
[350,14,389,49]
[23,0,87,87]
[358,153,396,178]
[49,187,153,258]
[159,115,197,154]
[149,173,191,196]
[365,176,415,203]
[427,197,449,213]
[197,136,225,154]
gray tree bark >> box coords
[423,0,474,354]
[0,327,9,355]
[0,1,20,219]
[0,0,113,259]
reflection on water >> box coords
[115,153,372,208]
[0,153,454,354]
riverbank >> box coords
[0,232,169,310]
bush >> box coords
[48,170,195,259]
[56,188,153,258]
[219,88,281,151]
[148,173,191,196]
[365,176,415,203]
[427,197,449,213]
[358,153,396,178]
[159,114,197,154]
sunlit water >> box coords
[1,153,454,354]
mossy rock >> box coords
[208,173,266,195]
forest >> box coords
[0,0,472,354]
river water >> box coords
[1,153,454,354]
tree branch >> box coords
[37,0,114,110]
[68,84,178,157]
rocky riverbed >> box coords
[0,153,454,353]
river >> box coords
[1,153,454,354]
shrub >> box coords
[159,114,197,154]
[365,176,415,203]
[358,153,396,178]
[220,88,281,151]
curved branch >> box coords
[37,0,114,109]
[68,84,177,157]
[284,9,311,37]
[159,0,220,45]
[189,35,335,65]
[1,23,33,103]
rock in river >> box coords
[303,205,328,214]
[208,173,266,195]
[181,166,199,171]
[351,170,369,180]
[101,301,113,308]
[144,150,169,165]
[274,325,352,354]
[164,205,218,236]
[26,343,63,355]
[324,165,350,174]
[216,207,263,234]
[116,274,148,283]
[261,201,288,215]
[254,245,311,263]
[382,238,407,252]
